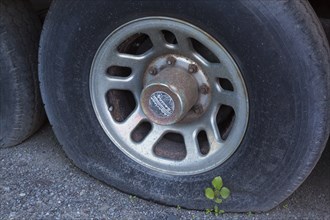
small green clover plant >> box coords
[204,176,231,216]
[129,195,136,202]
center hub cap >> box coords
[149,91,175,118]
[141,67,199,125]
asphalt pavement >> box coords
[1,124,329,219]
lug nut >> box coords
[188,64,198,73]
[199,84,210,94]
[193,104,203,114]
[167,56,176,65]
[148,67,158,75]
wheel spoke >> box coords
[207,63,232,79]
[183,131,202,160]
[97,74,137,95]
[214,90,241,110]
[174,32,193,54]
[110,52,150,68]
[144,29,167,52]
[205,114,223,145]
[137,124,166,153]
[118,106,147,135]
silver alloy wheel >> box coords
[90,17,249,175]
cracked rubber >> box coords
[39,0,330,212]
[0,0,45,148]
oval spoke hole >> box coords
[218,78,234,91]
[153,133,186,161]
[117,33,153,55]
[106,66,132,77]
[162,30,178,44]
[216,105,235,140]
[197,130,210,155]
[131,121,152,143]
[107,90,136,122]
[190,38,220,63]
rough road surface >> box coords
[1,125,329,219]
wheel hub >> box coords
[143,55,212,124]
[141,66,199,125]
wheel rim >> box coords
[90,17,249,175]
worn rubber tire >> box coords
[39,0,330,212]
[321,18,330,41]
[0,0,45,148]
